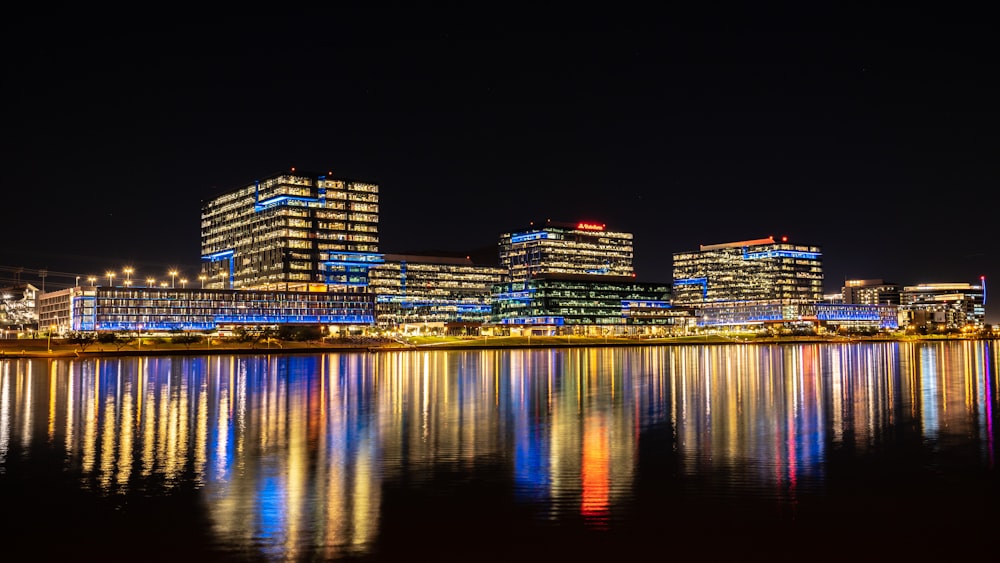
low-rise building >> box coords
[899,280,986,330]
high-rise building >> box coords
[200,169,379,292]
[499,220,634,281]
[672,236,824,307]
[493,220,683,332]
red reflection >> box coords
[581,417,609,527]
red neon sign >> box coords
[576,222,605,231]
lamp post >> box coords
[199,274,206,289]
[180,278,188,289]
[47,324,56,352]
[123,267,133,284]
[87,276,97,286]
[169,270,178,289]
[106,271,115,287]
[147,278,155,288]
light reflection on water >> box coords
[1,341,997,560]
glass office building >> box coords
[367,254,506,330]
[899,280,986,329]
[672,236,824,307]
[492,275,678,332]
[38,285,375,333]
[842,279,902,305]
[499,220,634,281]
[699,302,898,330]
[493,220,681,331]
[201,169,379,292]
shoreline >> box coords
[2,334,996,360]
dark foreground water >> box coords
[1,341,997,562]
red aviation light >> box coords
[577,222,605,231]
[781,235,788,242]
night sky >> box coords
[3,16,998,321]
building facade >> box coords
[499,220,634,281]
[491,274,681,333]
[492,220,682,332]
[842,279,902,305]
[367,254,506,331]
[699,302,898,330]
[38,285,375,334]
[1,283,39,337]
[201,169,379,292]
[899,280,986,329]
[672,236,824,307]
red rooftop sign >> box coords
[576,222,605,231]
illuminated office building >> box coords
[1,283,39,335]
[493,220,681,332]
[842,279,901,305]
[499,220,634,281]
[491,275,682,333]
[37,285,374,333]
[200,169,379,292]
[699,302,898,330]
[672,236,824,307]
[899,280,986,329]
[367,254,506,331]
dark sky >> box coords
[3,16,998,321]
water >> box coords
[1,342,997,561]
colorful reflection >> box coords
[0,341,997,559]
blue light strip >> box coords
[500,316,565,326]
[321,252,384,264]
[202,249,235,261]
[511,232,549,244]
[743,250,821,260]
[674,277,708,298]
[494,289,536,300]
[253,195,322,212]
[622,300,671,309]
[213,314,374,324]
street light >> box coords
[147,278,155,288]
[47,324,56,352]
[123,279,132,288]
[123,266,133,284]
[106,271,115,287]
[169,270,178,288]
[180,278,188,288]
[199,274,206,289]
[87,276,97,286]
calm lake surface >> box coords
[2,342,997,562]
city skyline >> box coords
[3,17,997,321]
